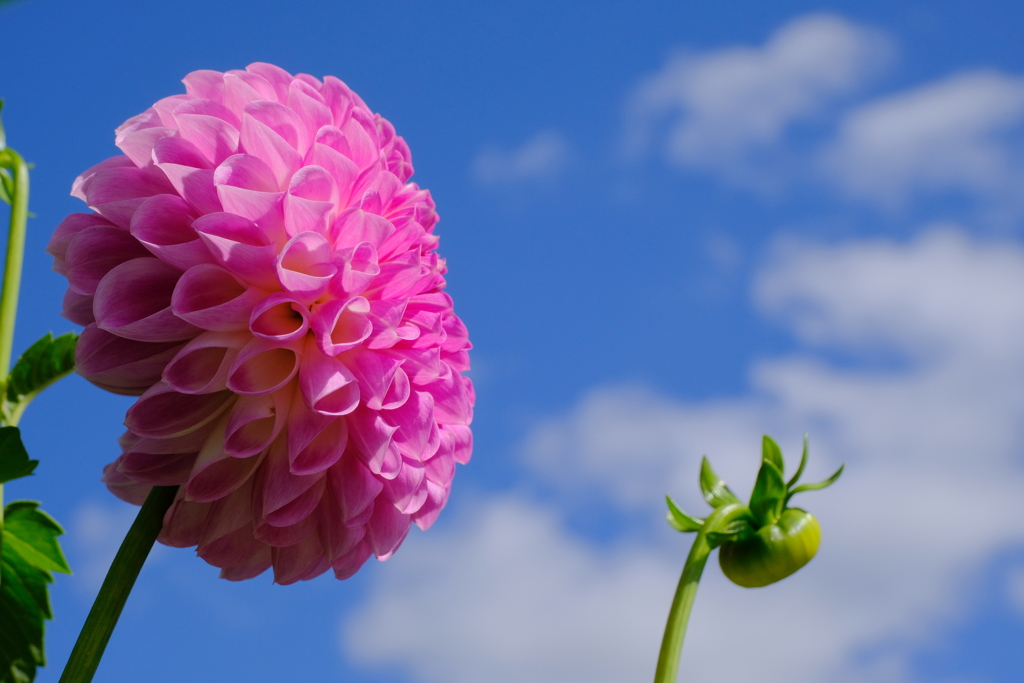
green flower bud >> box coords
[718,507,820,587]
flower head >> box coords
[47,63,474,583]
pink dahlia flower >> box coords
[48,63,474,584]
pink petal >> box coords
[159,490,212,547]
[421,369,474,425]
[384,390,439,461]
[329,208,395,251]
[226,337,301,395]
[249,292,310,343]
[218,541,273,581]
[308,141,359,206]
[246,63,293,103]
[223,71,278,112]
[125,381,234,439]
[171,264,265,331]
[342,347,402,410]
[64,225,151,295]
[214,153,279,192]
[284,165,336,236]
[326,450,383,524]
[382,457,428,514]
[115,126,176,168]
[239,112,301,188]
[185,417,264,502]
[94,258,201,342]
[85,166,177,228]
[198,476,255,547]
[243,100,305,155]
[329,242,380,299]
[447,424,473,465]
[298,340,360,416]
[287,81,332,152]
[311,296,371,356]
[129,194,212,270]
[331,540,373,579]
[271,532,330,584]
[102,461,153,505]
[366,499,411,560]
[275,231,337,301]
[76,323,183,396]
[224,390,289,457]
[162,330,249,394]
[411,480,450,531]
[62,289,95,326]
[193,212,280,289]
[318,490,366,560]
[346,405,401,477]
[47,212,112,273]
[183,70,225,102]
[173,109,240,166]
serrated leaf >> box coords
[699,456,742,508]
[3,502,70,574]
[761,435,784,473]
[786,433,809,489]
[665,496,703,532]
[749,459,786,527]
[0,427,37,484]
[786,464,845,504]
[6,332,79,406]
[0,550,48,678]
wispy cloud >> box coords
[344,228,1024,683]
[822,71,1024,209]
[624,14,889,186]
[473,130,569,185]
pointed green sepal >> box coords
[5,332,79,408]
[749,459,786,527]
[786,434,809,489]
[665,496,704,533]
[699,456,742,508]
[0,427,37,484]
[786,464,844,504]
[761,435,784,473]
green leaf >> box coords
[705,515,755,548]
[786,434,809,489]
[0,427,37,484]
[761,435,784,473]
[6,332,79,406]
[786,464,845,503]
[3,502,71,574]
[699,456,742,508]
[665,496,703,532]
[749,459,786,527]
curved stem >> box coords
[653,532,710,683]
[0,149,28,385]
[59,485,178,683]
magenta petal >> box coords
[411,480,450,531]
[299,342,360,416]
[290,414,347,475]
[311,296,371,356]
[244,100,305,153]
[260,439,325,521]
[331,540,373,579]
[193,212,281,289]
[276,231,336,301]
[163,330,249,394]
[62,290,95,327]
[309,142,359,206]
[318,492,366,560]
[246,63,293,102]
[158,164,223,215]
[77,324,182,395]
[102,461,153,505]
[48,213,115,272]
[129,194,213,270]
[346,405,400,477]
[382,457,428,514]
[94,258,201,342]
[224,390,289,457]
[271,533,330,585]
[284,165,337,236]
[84,166,176,228]
[214,153,279,192]
[171,264,265,331]
[329,208,395,251]
[159,491,212,547]
[65,226,151,295]
[447,424,473,465]
[116,126,176,168]
[385,390,439,461]
[227,337,301,395]
[125,381,234,439]
[342,348,402,410]
[326,450,383,524]
[288,83,332,150]
[173,112,240,166]
[366,499,411,560]
[249,292,309,343]
[200,523,266,569]
[216,184,285,229]
[185,417,264,502]
[198,477,255,547]
[183,70,226,102]
[330,242,380,299]
[218,541,273,581]
[118,450,196,486]
[422,370,474,425]
[239,113,301,188]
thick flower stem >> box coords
[0,149,28,385]
[59,485,178,683]
[652,533,711,683]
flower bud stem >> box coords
[59,485,179,683]
[653,533,710,683]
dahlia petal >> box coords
[385,347,441,385]
[246,63,293,103]
[151,95,191,128]
[366,499,411,560]
[156,165,223,215]
[198,477,255,547]
[411,480,450,531]
[329,208,394,251]
[159,490,212,547]
[216,184,285,229]
[422,369,473,425]
[102,461,153,505]
[343,348,402,410]
[318,491,366,560]
[171,264,265,331]
[299,341,360,416]
[249,292,310,343]
[346,405,401,477]
[174,112,240,166]
[309,141,359,206]
[185,417,264,502]
[47,212,113,273]
[330,242,380,299]
[224,71,278,113]
[130,194,213,270]
[385,390,439,461]
[382,457,428,514]
[64,225,151,295]
[311,296,371,356]
[86,167,177,228]
[116,126,176,168]
[183,70,226,102]
[271,532,330,585]
[152,136,214,169]
[218,542,273,581]
[284,165,337,235]
[339,111,380,170]
[163,331,249,394]
[276,231,337,301]
[224,390,289,457]
[125,381,234,439]
[214,153,279,192]
[77,324,183,396]
[447,424,474,465]
[193,212,280,290]
[367,250,427,300]
[94,258,201,342]
[254,507,319,547]
[226,337,301,395]
[62,289,95,326]
[264,475,326,527]
[240,113,301,188]
[321,76,362,125]
[201,524,268,571]
[117,451,196,486]
[71,156,134,202]
[331,540,373,580]
[244,100,305,154]
[380,367,411,410]
[289,413,347,475]
[326,450,383,523]
[425,436,456,484]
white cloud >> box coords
[823,72,1024,208]
[473,130,569,185]
[345,227,1024,683]
[70,500,138,593]
[625,14,889,183]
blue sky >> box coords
[3,1,1024,681]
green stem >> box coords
[59,485,178,683]
[653,532,710,683]
[0,149,28,386]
